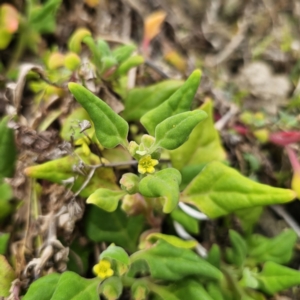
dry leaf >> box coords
[84,0,100,8]
[143,10,166,51]
[164,50,187,73]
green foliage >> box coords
[99,277,123,300]
[18,44,300,299]
[100,244,130,267]
[23,273,61,300]
[0,255,15,297]
[0,233,9,255]
[171,279,214,300]
[23,272,99,300]
[24,148,118,197]
[151,110,207,151]
[0,182,14,220]
[85,206,145,252]
[170,207,199,234]
[0,116,17,178]
[146,233,197,249]
[87,189,126,212]
[60,107,94,142]
[255,262,300,295]
[226,230,247,267]
[121,80,183,121]
[138,168,181,213]
[68,83,129,148]
[28,0,62,34]
[141,69,202,135]
[68,28,91,53]
[131,239,223,281]
[170,100,226,169]
[182,161,296,218]
[247,229,297,264]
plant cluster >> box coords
[1,2,300,300]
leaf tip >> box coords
[68,82,77,92]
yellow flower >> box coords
[138,155,158,174]
[93,259,114,279]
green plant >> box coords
[0,0,62,74]
[21,69,299,299]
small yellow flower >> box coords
[93,259,114,279]
[138,155,158,174]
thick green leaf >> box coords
[60,107,94,141]
[226,230,247,267]
[131,281,149,300]
[0,29,12,50]
[112,44,136,64]
[67,240,91,275]
[170,100,226,170]
[0,116,17,178]
[101,56,118,75]
[256,261,300,295]
[23,273,61,300]
[141,69,202,135]
[131,239,223,281]
[151,111,207,151]
[0,233,9,255]
[0,182,13,219]
[100,244,130,266]
[121,80,183,121]
[235,207,263,234]
[181,161,296,218]
[51,272,99,300]
[29,0,62,34]
[206,283,225,300]
[68,28,91,53]
[240,268,259,289]
[247,229,297,264]
[0,255,15,297]
[24,148,118,198]
[207,244,221,269]
[179,163,206,190]
[87,188,126,212]
[138,168,181,213]
[68,83,128,148]
[97,39,112,57]
[170,207,199,234]
[147,281,179,300]
[170,279,214,300]
[85,206,145,252]
[116,55,144,76]
[146,233,197,249]
[99,277,123,300]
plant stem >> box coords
[6,20,28,75]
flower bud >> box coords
[120,173,139,194]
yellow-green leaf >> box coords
[181,161,296,218]
[146,233,197,249]
[0,255,15,297]
[170,99,226,170]
[24,148,118,197]
[87,189,126,212]
[141,69,202,135]
[138,168,181,213]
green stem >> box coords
[121,276,135,287]
[222,265,246,298]
[6,21,28,75]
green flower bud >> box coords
[64,52,81,71]
[120,173,139,194]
